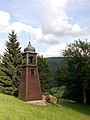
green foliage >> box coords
[0,30,22,96]
[46,57,64,88]
[0,94,90,120]
[56,40,90,104]
[54,58,70,87]
[46,57,63,72]
[37,55,52,93]
[50,86,67,98]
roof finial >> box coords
[29,41,30,45]
[28,36,31,46]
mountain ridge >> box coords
[46,57,63,71]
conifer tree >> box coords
[0,30,22,96]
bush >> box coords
[50,86,67,98]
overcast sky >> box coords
[0,0,90,57]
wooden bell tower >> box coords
[19,42,42,101]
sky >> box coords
[0,0,90,57]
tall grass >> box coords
[0,94,90,120]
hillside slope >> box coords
[46,57,63,71]
[0,94,90,120]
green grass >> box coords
[0,94,90,120]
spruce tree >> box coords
[0,30,22,96]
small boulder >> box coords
[46,94,57,104]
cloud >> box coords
[6,21,60,45]
[40,34,60,45]
[68,24,87,37]
[0,40,5,55]
[72,0,85,2]
[42,20,87,36]
[6,20,87,46]
[0,0,89,57]
[7,22,33,33]
[6,22,43,39]
[0,10,43,41]
[39,0,88,44]
[39,43,66,57]
[0,0,88,46]
[0,10,10,32]
[30,27,43,40]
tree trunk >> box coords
[83,86,86,104]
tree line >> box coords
[0,30,90,104]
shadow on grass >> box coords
[59,99,90,116]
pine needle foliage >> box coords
[0,30,22,96]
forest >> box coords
[0,30,90,104]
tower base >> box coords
[19,66,42,101]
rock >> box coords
[46,94,57,104]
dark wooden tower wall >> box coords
[19,42,42,101]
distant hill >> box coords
[46,57,63,71]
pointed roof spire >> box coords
[24,41,35,52]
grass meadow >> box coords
[0,94,90,120]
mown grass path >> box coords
[0,94,90,120]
